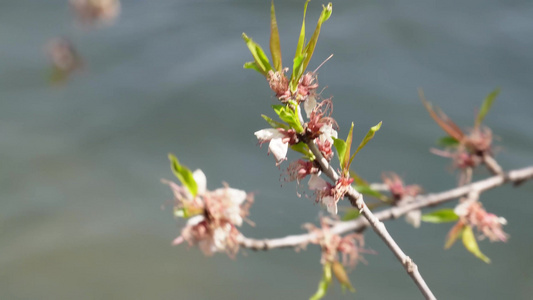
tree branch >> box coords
[309,141,436,299]
[239,164,533,298]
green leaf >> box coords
[290,53,307,93]
[309,263,332,300]
[291,142,315,160]
[302,3,332,73]
[342,123,355,175]
[261,114,289,130]
[332,137,347,169]
[270,1,282,72]
[342,209,360,221]
[353,185,387,202]
[421,209,459,223]
[243,61,263,74]
[352,121,382,159]
[295,0,310,57]
[475,88,500,128]
[332,261,355,293]
[168,153,198,197]
[444,222,465,249]
[272,104,304,133]
[437,136,460,147]
[462,226,491,264]
[349,170,369,186]
[242,33,273,77]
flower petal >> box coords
[304,95,317,118]
[308,173,328,190]
[323,196,338,215]
[269,137,288,164]
[254,128,283,142]
[193,169,207,195]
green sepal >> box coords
[168,153,198,197]
[272,104,304,133]
[462,226,491,264]
[352,121,382,159]
[475,88,500,128]
[421,209,459,223]
[270,1,282,72]
[437,136,460,147]
[302,3,333,74]
[291,142,315,160]
[309,262,332,300]
[261,114,289,130]
[242,33,273,77]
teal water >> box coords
[1,0,533,299]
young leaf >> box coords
[332,261,355,293]
[242,33,273,77]
[261,114,289,129]
[295,0,310,57]
[462,226,491,264]
[437,136,460,148]
[272,104,304,133]
[353,185,388,202]
[168,153,198,197]
[243,61,263,74]
[291,142,315,160]
[421,209,459,223]
[302,3,333,73]
[332,137,347,169]
[419,89,464,142]
[475,88,500,128]
[269,1,282,72]
[342,123,355,175]
[351,121,382,161]
[290,53,307,93]
[310,263,332,300]
[444,222,465,249]
[349,170,369,186]
[342,209,360,221]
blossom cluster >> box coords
[421,89,499,185]
[451,200,508,243]
[164,169,253,257]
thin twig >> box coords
[306,141,436,300]
[239,166,533,249]
[239,153,533,298]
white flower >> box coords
[213,187,247,226]
[254,128,288,164]
[319,123,337,144]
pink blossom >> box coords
[453,201,508,242]
[304,217,370,268]
[69,0,120,26]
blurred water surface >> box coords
[1,0,533,299]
